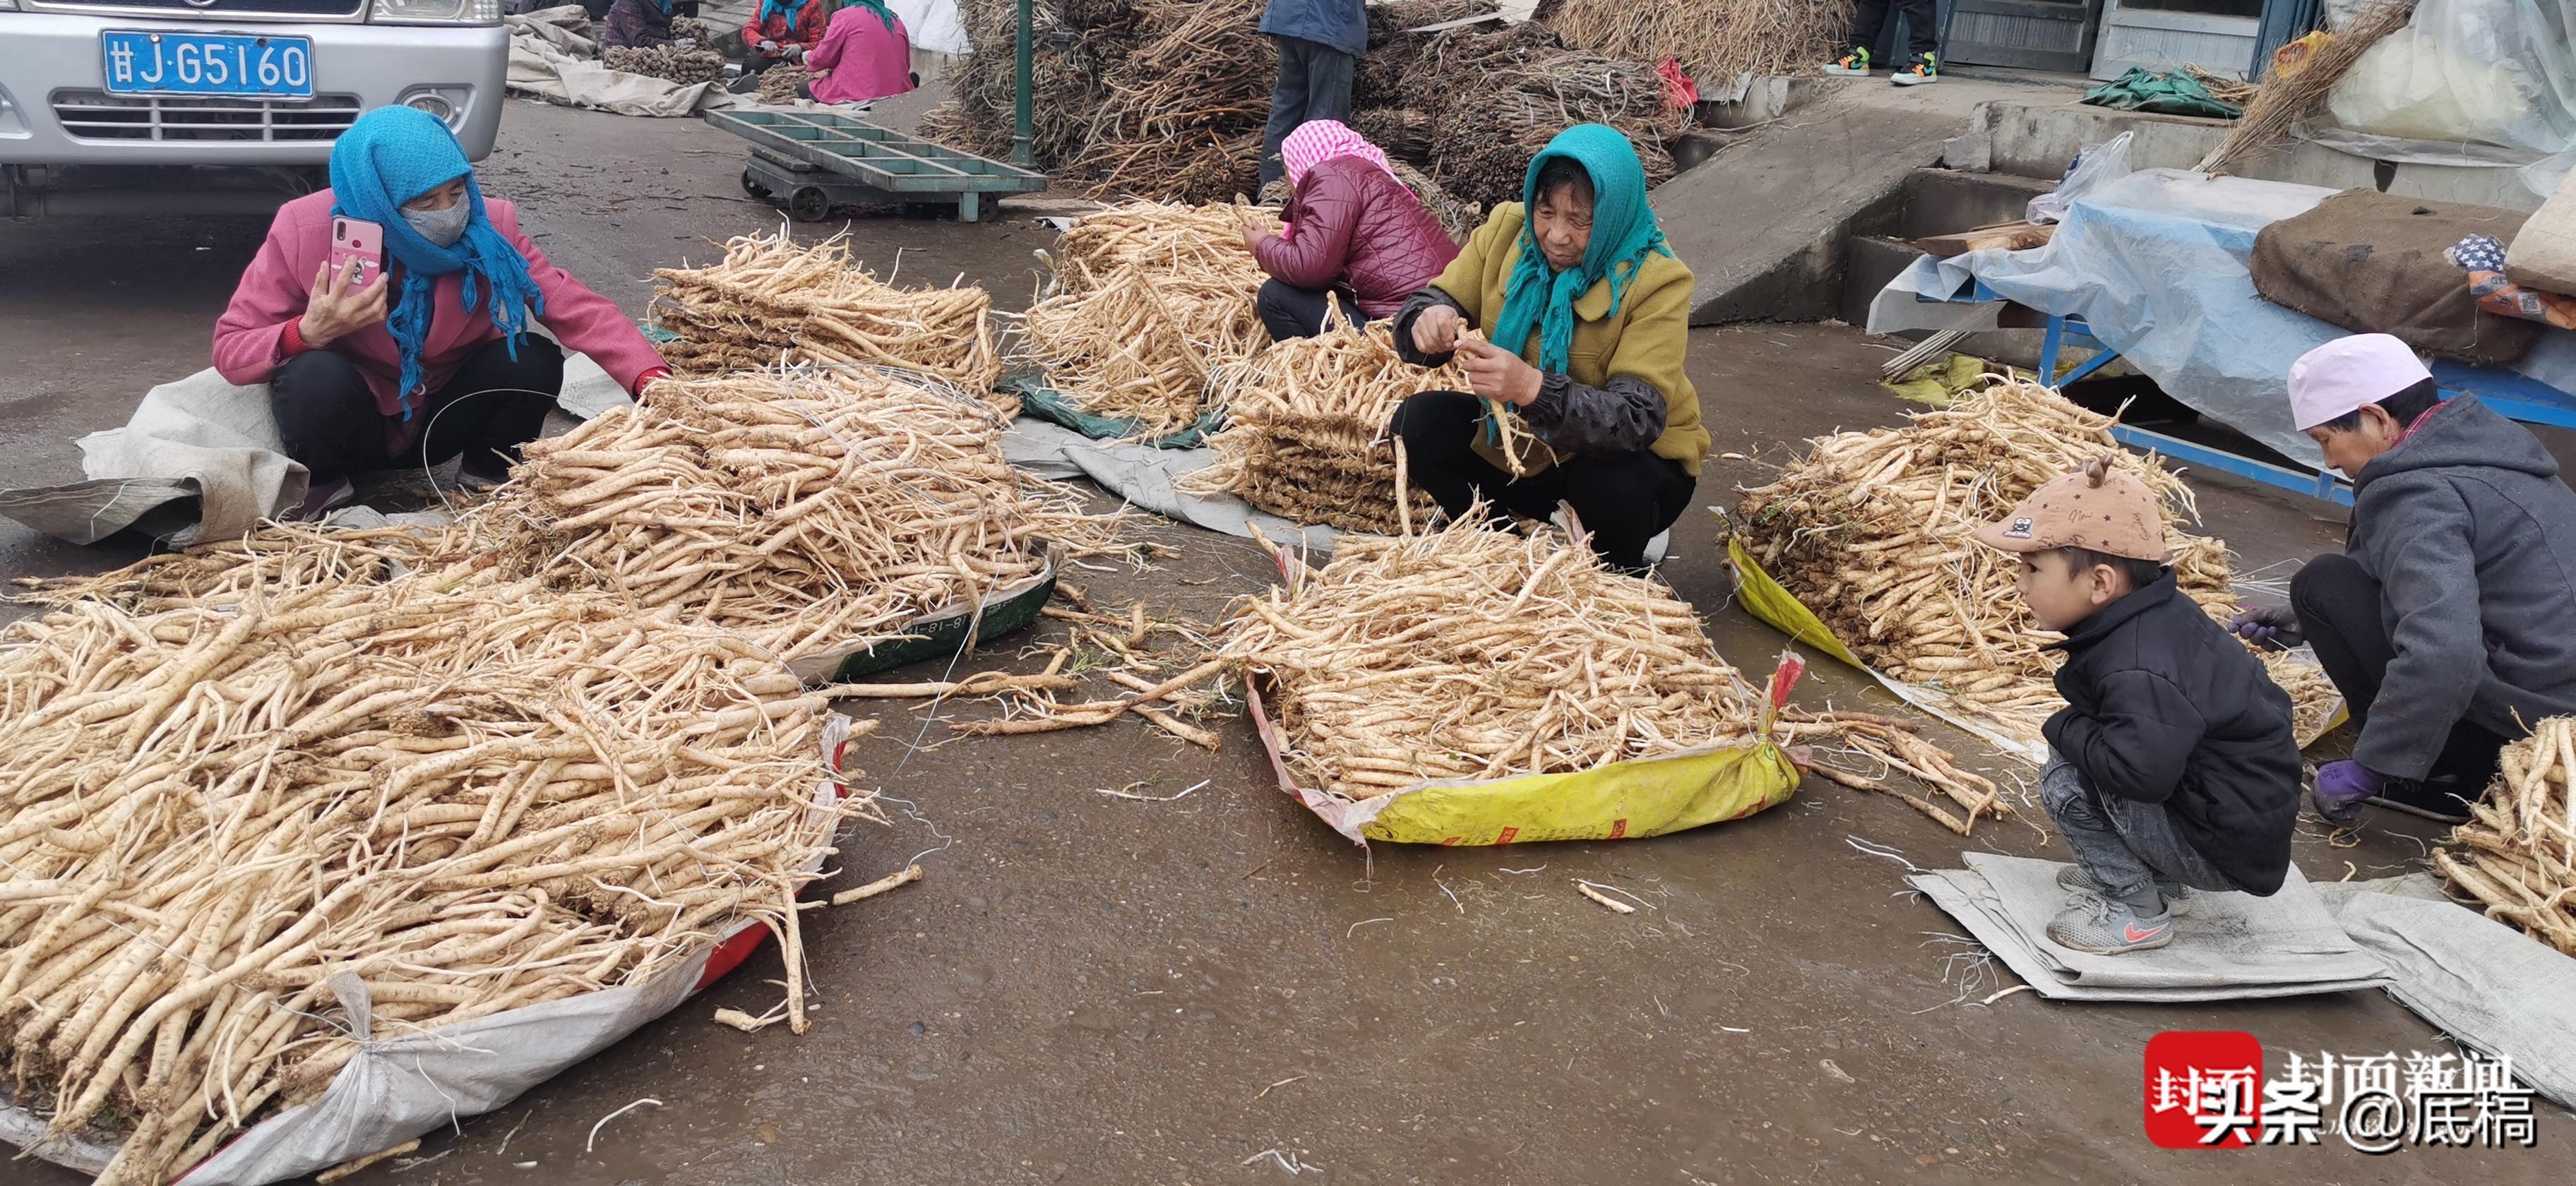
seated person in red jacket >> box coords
[1239,120,1458,340]
[739,0,832,76]
[212,107,668,515]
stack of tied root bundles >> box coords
[2437,717,2576,956]
[1019,201,1277,438]
[602,44,727,85]
[1544,0,1856,91]
[1735,378,2344,749]
[1180,320,1456,534]
[0,552,874,1186]
[1220,512,1763,801]
[650,231,1006,407]
[475,368,1119,668]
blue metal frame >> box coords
[1921,280,2576,506]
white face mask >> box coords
[402,200,470,248]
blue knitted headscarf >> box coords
[329,107,544,418]
[1489,124,1671,374]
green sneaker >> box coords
[1892,52,1940,86]
[1822,47,1872,76]
[2047,892,2174,955]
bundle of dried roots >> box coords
[602,44,727,85]
[2436,717,2576,956]
[1546,0,1855,87]
[756,63,809,106]
[1018,201,1276,437]
[651,231,1005,405]
[0,572,875,1185]
[1734,377,2340,748]
[1181,320,1455,534]
[1219,512,1764,800]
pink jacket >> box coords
[214,191,665,431]
[804,8,913,106]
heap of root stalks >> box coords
[756,64,809,106]
[1217,511,1765,798]
[651,231,1004,405]
[1546,0,1854,88]
[2437,717,2576,956]
[1181,320,1455,534]
[0,565,876,1185]
[1735,378,2343,748]
[602,44,726,85]
[1018,201,1276,437]
[475,368,1119,663]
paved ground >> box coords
[1,99,2564,1185]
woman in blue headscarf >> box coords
[1388,124,1710,573]
[214,106,668,515]
[737,0,833,77]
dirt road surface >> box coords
[1,99,2562,1185]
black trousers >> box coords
[1256,278,1367,341]
[1391,390,1696,573]
[1851,0,1938,60]
[2290,551,2512,794]
[1258,35,1356,188]
[272,336,563,484]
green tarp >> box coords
[2081,68,2242,120]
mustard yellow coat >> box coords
[1426,202,1711,476]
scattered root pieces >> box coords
[1220,511,1765,800]
[1018,201,1277,438]
[316,1140,422,1185]
[2438,715,2576,955]
[0,578,876,1186]
[1734,377,2341,748]
[713,1006,791,1034]
[1784,712,2010,835]
[1574,881,1639,914]
[651,230,1006,406]
[830,864,926,906]
[479,366,1122,666]
[1179,321,1455,533]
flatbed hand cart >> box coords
[703,109,1046,223]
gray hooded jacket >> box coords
[2348,395,2576,779]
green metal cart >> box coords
[705,109,1046,223]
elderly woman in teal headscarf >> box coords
[738,0,833,75]
[1390,124,1709,573]
[214,106,669,515]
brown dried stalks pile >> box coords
[757,63,809,105]
[1181,320,1455,534]
[602,44,727,86]
[1018,201,1277,437]
[1218,512,1764,800]
[0,556,875,1185]
[475,368,1120,664]
[2437,717,2576,955]
[1735,378,2341,748]
[1545,0,1856,87]
[650,231,1006,406]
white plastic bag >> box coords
[2027,131,2134,225]
[2322,0,2576,157]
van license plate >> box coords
[101,31,315,99]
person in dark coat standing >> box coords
[1257,0,1368,190]
[1975,460,2304,957]
[2231,333,2576,825]
[601,0,676,49]
[1241,120,1457,340]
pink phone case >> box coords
[329,217,385,290]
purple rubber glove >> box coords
[2313,760,2382,825]
[2229,603,2301,649]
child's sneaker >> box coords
[1822,47,1872,76]
[1892,52,1940,86]
[2054,865,2190,902]
[2047,893,2174,955]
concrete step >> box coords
[1896,168,2058,239]
[1840,234,1924,329]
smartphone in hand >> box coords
[329,217,385,290]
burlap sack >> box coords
[2251,188,2538,366]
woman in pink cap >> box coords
[1237,119,1456,340]
[2231,333,2576,826]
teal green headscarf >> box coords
[1489,124,1672,374]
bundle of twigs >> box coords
[1072,0,1277,201]
[650,231,1005,405]
[1018,201,1276,437]
[1180,320,1456,533]
[2198,0,2419,174]
[602,44,727,85]
[1218,511,1765,799]
[2183,64,2260,110]
[1734,378,2339,748]
[1546,0,1855,86]
[2438,717,2576,956]
[0,567,874,1185]
[1412,21,1689,210]
[922,1,1123,168]
[471,368,1118,663]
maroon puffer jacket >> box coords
[1253,156,1459,320]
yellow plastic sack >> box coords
[1246,678,1802,847]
